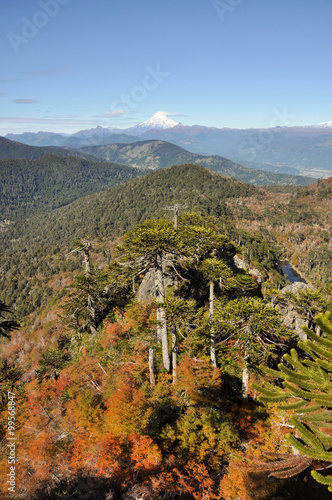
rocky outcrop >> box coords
[276,282,314,340]
[234,255,263,284]
[137,269,173,302]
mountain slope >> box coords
[0,136,76,159]
[0,163,256,316]
[0,154,146,220]
[62,132,142,148]
[5,131,68,147]
[5,113,332,178]
[79,139,315,186]
[140,125,332,178]
[4,130,141,148]
[2,162,255,245]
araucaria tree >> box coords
[216,297,293,400]
[200,258,233,367]
[237,311,332,492]
[117,219,178,371]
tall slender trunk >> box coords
[87,294,97,335]
[149,348,156,387]
[82,242,96,335]
[242,352,250,401]
[172,254,179,384]
[156,308,162,341]
[209,282,217,368]
[172,327,177,383]
[83,252,91,275]
[155,252,170,372]
[173,206,179,231]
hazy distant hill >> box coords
[0,136,73,159]
[1,135,315,186]
[5,130,141,148]
[0,136,99,161]
[140,125,332,178]
[62,133,142,149]
[6,118,332,178]
[5,131,68,147]
[79,139,315,186]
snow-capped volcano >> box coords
[127,111,180,135]
[312,121,332,128]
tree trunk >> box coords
[174,206,179,231]
[155,252,170,372]
[82,241,96,334]
[82,241,91,275]
[149,348,156,387]
[87,296,97,335]
[172,326,177,383]
[156,307,162,341]
[242,353,250,401]
[209,282,217,368]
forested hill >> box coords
[35,162,255,239]
[302,175,332,198]
[0,154,146,220]
[0,164,257,316]
[1,163,330,319]
[0,136,315,187]
[0,136,77,159]
[4,162,256,246]
[79,139,315,186]
[1,185,331,499]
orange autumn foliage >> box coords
[54,371,71,395]
[130,433,162,471]
[151,460,218,499]
[219,466,277,500]
[176,354,222,406]
[104,379,152,437]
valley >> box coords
[7,113,332,179]
[0,132,331,499]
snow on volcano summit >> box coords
[128,111,180,134]
[313,121,332,128]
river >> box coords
[282,262,306,283]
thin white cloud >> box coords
[12,99,39,104]
[95,109,129,118]
[0,116,123,134]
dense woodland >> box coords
[0,151,332,499]
[0,154,145,220]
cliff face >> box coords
[137,269,174,303]
[276,282,314,340]
[234,255,263,284]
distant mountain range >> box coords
[5,112,332,178]
[0,136,314,186]
[5,129,142,149]
[78,139,314,186]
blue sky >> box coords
[1,0,332,134]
